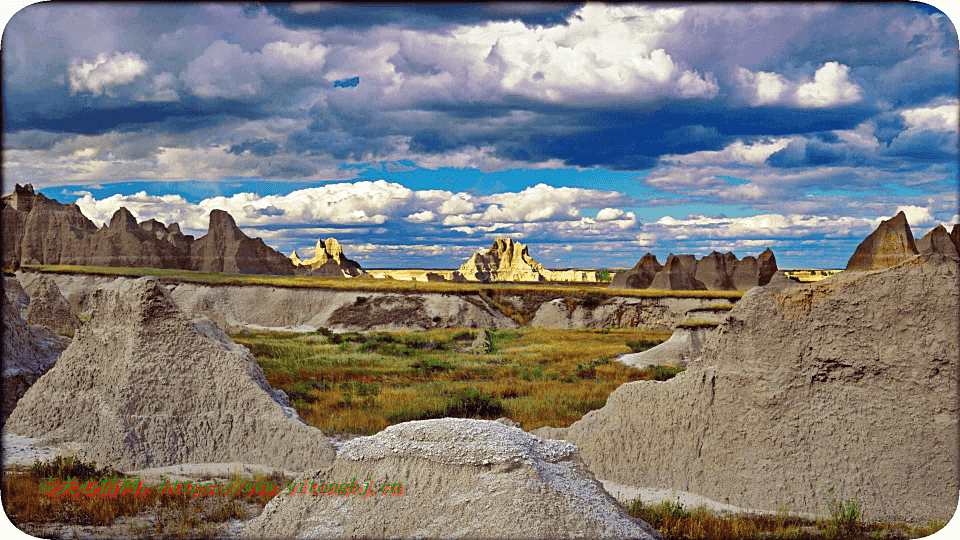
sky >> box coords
[2,2,958,270]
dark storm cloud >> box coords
[228,138,281,157]
[265,3,582,31]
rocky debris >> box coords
[916,224,960,260]
[453,238,597,282]
[23,274,82,334]
[845,211,918,271]
[241,418,661,540]
[4,273,30,319]
[292,237,365,277]
[535,253,959,523]
[609,253,662,290]
[190,210,295,275]
[615,326,714,368]
[649,254,707,291]
[4,277,334,471]
[613,249,777,291]
[2,293,70,425]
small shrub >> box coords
[313,326,333,337]
[647,365,683,381]
[626,338,664,353]
[282,381,318,404]
[411,357,455,373]
[27,455,120,482]
[443,388,504,419]
[824,486,863,539]
[356,296,367,303]
[451,330,477,342]
[581,293,604,309]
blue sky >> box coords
[2,2,958,269]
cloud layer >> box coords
[3,3,957,268]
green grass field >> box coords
[231,326,677,434]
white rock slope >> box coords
[242,418,661,540]
[4,277,335,471]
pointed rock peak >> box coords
[289,251,302,265]
[16,183,35,195]
[916,224,960,259]
[208,209,241,233]
[639,253,661,266]
[109,207,139,229]
[845,211,919,271]
[168,222,182,235]
[325,237,343,258]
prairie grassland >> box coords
[3,456,281,538]
[626,498,947,540]
[22,264,744,300]
[231,327,677,434]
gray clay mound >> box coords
[23,274,81,334]
[2,294,70,425]
[242,418,661,540]
[916,224,960,259]
[616,326,713,368]
[535,253,959,523]
[5,277,334,472]
[4,273,30,319]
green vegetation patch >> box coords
[236,327,676,434]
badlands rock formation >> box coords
[242,419,660,540]
[2,292,70,425]
[612,249,777,291]
[535,252,959,523]
[290,237,365,277]
[1,183,99,269]
[609,253,662,289]
[916,224,960,259]
[845,211,918,271]
[4,277,334,471]
[648,254,707,291]
[1,184,296,276]
[23,274,82,334]
[190,210,295,275]
[453,238,597,282]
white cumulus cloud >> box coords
[736,61,862,108]
[68,52,148,96]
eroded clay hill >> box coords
[4,277,334,471]
[536,251,959,523]
[612,248,777,291]
[22,274,81,335]
[290,237,365,277]
[452,238,597,282]
[845,211,918,271]
[242,419,660,540]
[1,184,295,276]
[1,290,70,425]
